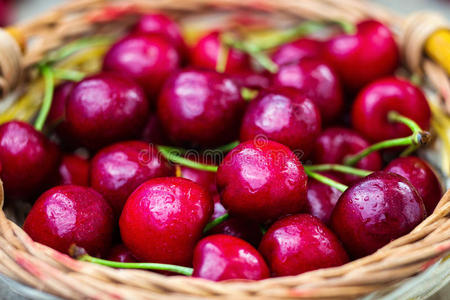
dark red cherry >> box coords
[217,140,307,222]
[90,141,173,216]
[323,19,399,91]
[272,58,343,124]
[305,173,343,225]
[230,70,270,90]
[192,234,269,281]
[313,127,382,184]
[157,69,245,147]
[385,157,443,215]
[207,217,263,247]
[239,87,321,157]
[120,177,213,265]
[179,165,217,196]
[132,13,187,59]
[190,31,250,73]
[331,171,426,258]
[0,121,60,197]
[24,185,114,256]
[140,113,167,145]
[271,38,323,66]
[107,244,137,263]
[47,82,74,135]
[66,73,149,149]
[211,194,227,220]
[352,77,431,142]
[259,214,349,276]
[57,154,89,186]
[103,34,181,99]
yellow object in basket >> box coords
[425,29,450,75]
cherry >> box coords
[230,70,270,90]
[57,154,89,186]
[119,177,213,265]
[239,87,321,157]
[190,31,250,73]
[103,34,181,99]
[179,164,217,196]
[140,113,167,145]
[46,82,74,137]
[331,171,426,258]
[90,141,173,216]
[192,234,269,281]
[305,173,343,225]
[24,185,114,256]
[107,244,137,263]
[132,13,187,59]
[313,127,382,184]
[207,217,263,247]
[0,121,60,197]
[217,140,307,222]
[157,69,245,148]
[259,214,349,276]
[271,38,323,66]
[384,157,443,215]
[352,77,431,142]
[323,19,399,91]
[66,73,149,149]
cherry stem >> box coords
[304,164,372,177]
[304,169,348,192]
[78,254,193,276]
[333,20,356,34]
[203,213,230,233]
[53,68,85,82]
[157,146,218,172]
[34,64,54,131]
[241,88,259,102]
[216,41,229,73]
[215,140,239,152]
[388,111,423,133]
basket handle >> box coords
[0,28,23,98]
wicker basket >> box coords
[0,0,449,299]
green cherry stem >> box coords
[304,164,372,177]
[241,87,259,102]
[157,146,218,172]
[203,213,230,233]
[216,41,229,73]
[304,168,348,192]
[34,64,55,131]
[53,68,86,82]
[215,140,240,152]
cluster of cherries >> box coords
[0,13,444,281]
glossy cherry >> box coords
[272,58,344,124]
[179,164,217,196]
[271,38,323,66]
[107,244,137,263]
[103,34,181,99]
[217,140,307,222]
[0,121,60,197]
[331,171,426,258]
[119,177,213,265]
[66,73,149,149]
[313,127,382,184]
[207,217,263,247]
[230,70,270,90]
[239,87,321,157]
[56,154,90,186]
[140,113,167,145]
[259,214,349,276]
[352,77,431,142]
[90,141,173,216]
[157,69,245,147]
[385,157,443,215]
[46,82,74,138]
[190,31,250,73]
[192,234,269,281]
[305,173,343,225]
[24,185,114,256]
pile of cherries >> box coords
[0,13,444,281]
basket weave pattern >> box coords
[0,0,449,299]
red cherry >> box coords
[259,214,349,276]
[190,31,250,73]
[352,77,431,142]
[239,87,321,157]
[323,20,399,91]
[271,38,323,66]
[192,234,269,281]
[90,141,173,216]
[384,157,443,215]
[230,70,270,90]
[107,244,137,263]
[331,172,426,258]
[207,217,263,247]
[0,121,60,197]
[57,154,89,186]
[272,58,344,124]
[157,69,245,147]
[211,194,227,220]
[313,127,382,184]
[119,177,213,265]
[66,73,149,149]
[46,82,75,138]
[217,140,307,222]
[103,34,181,99]
[24,185,114,256]
[179,164,217,196]
[140,113,167,145]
